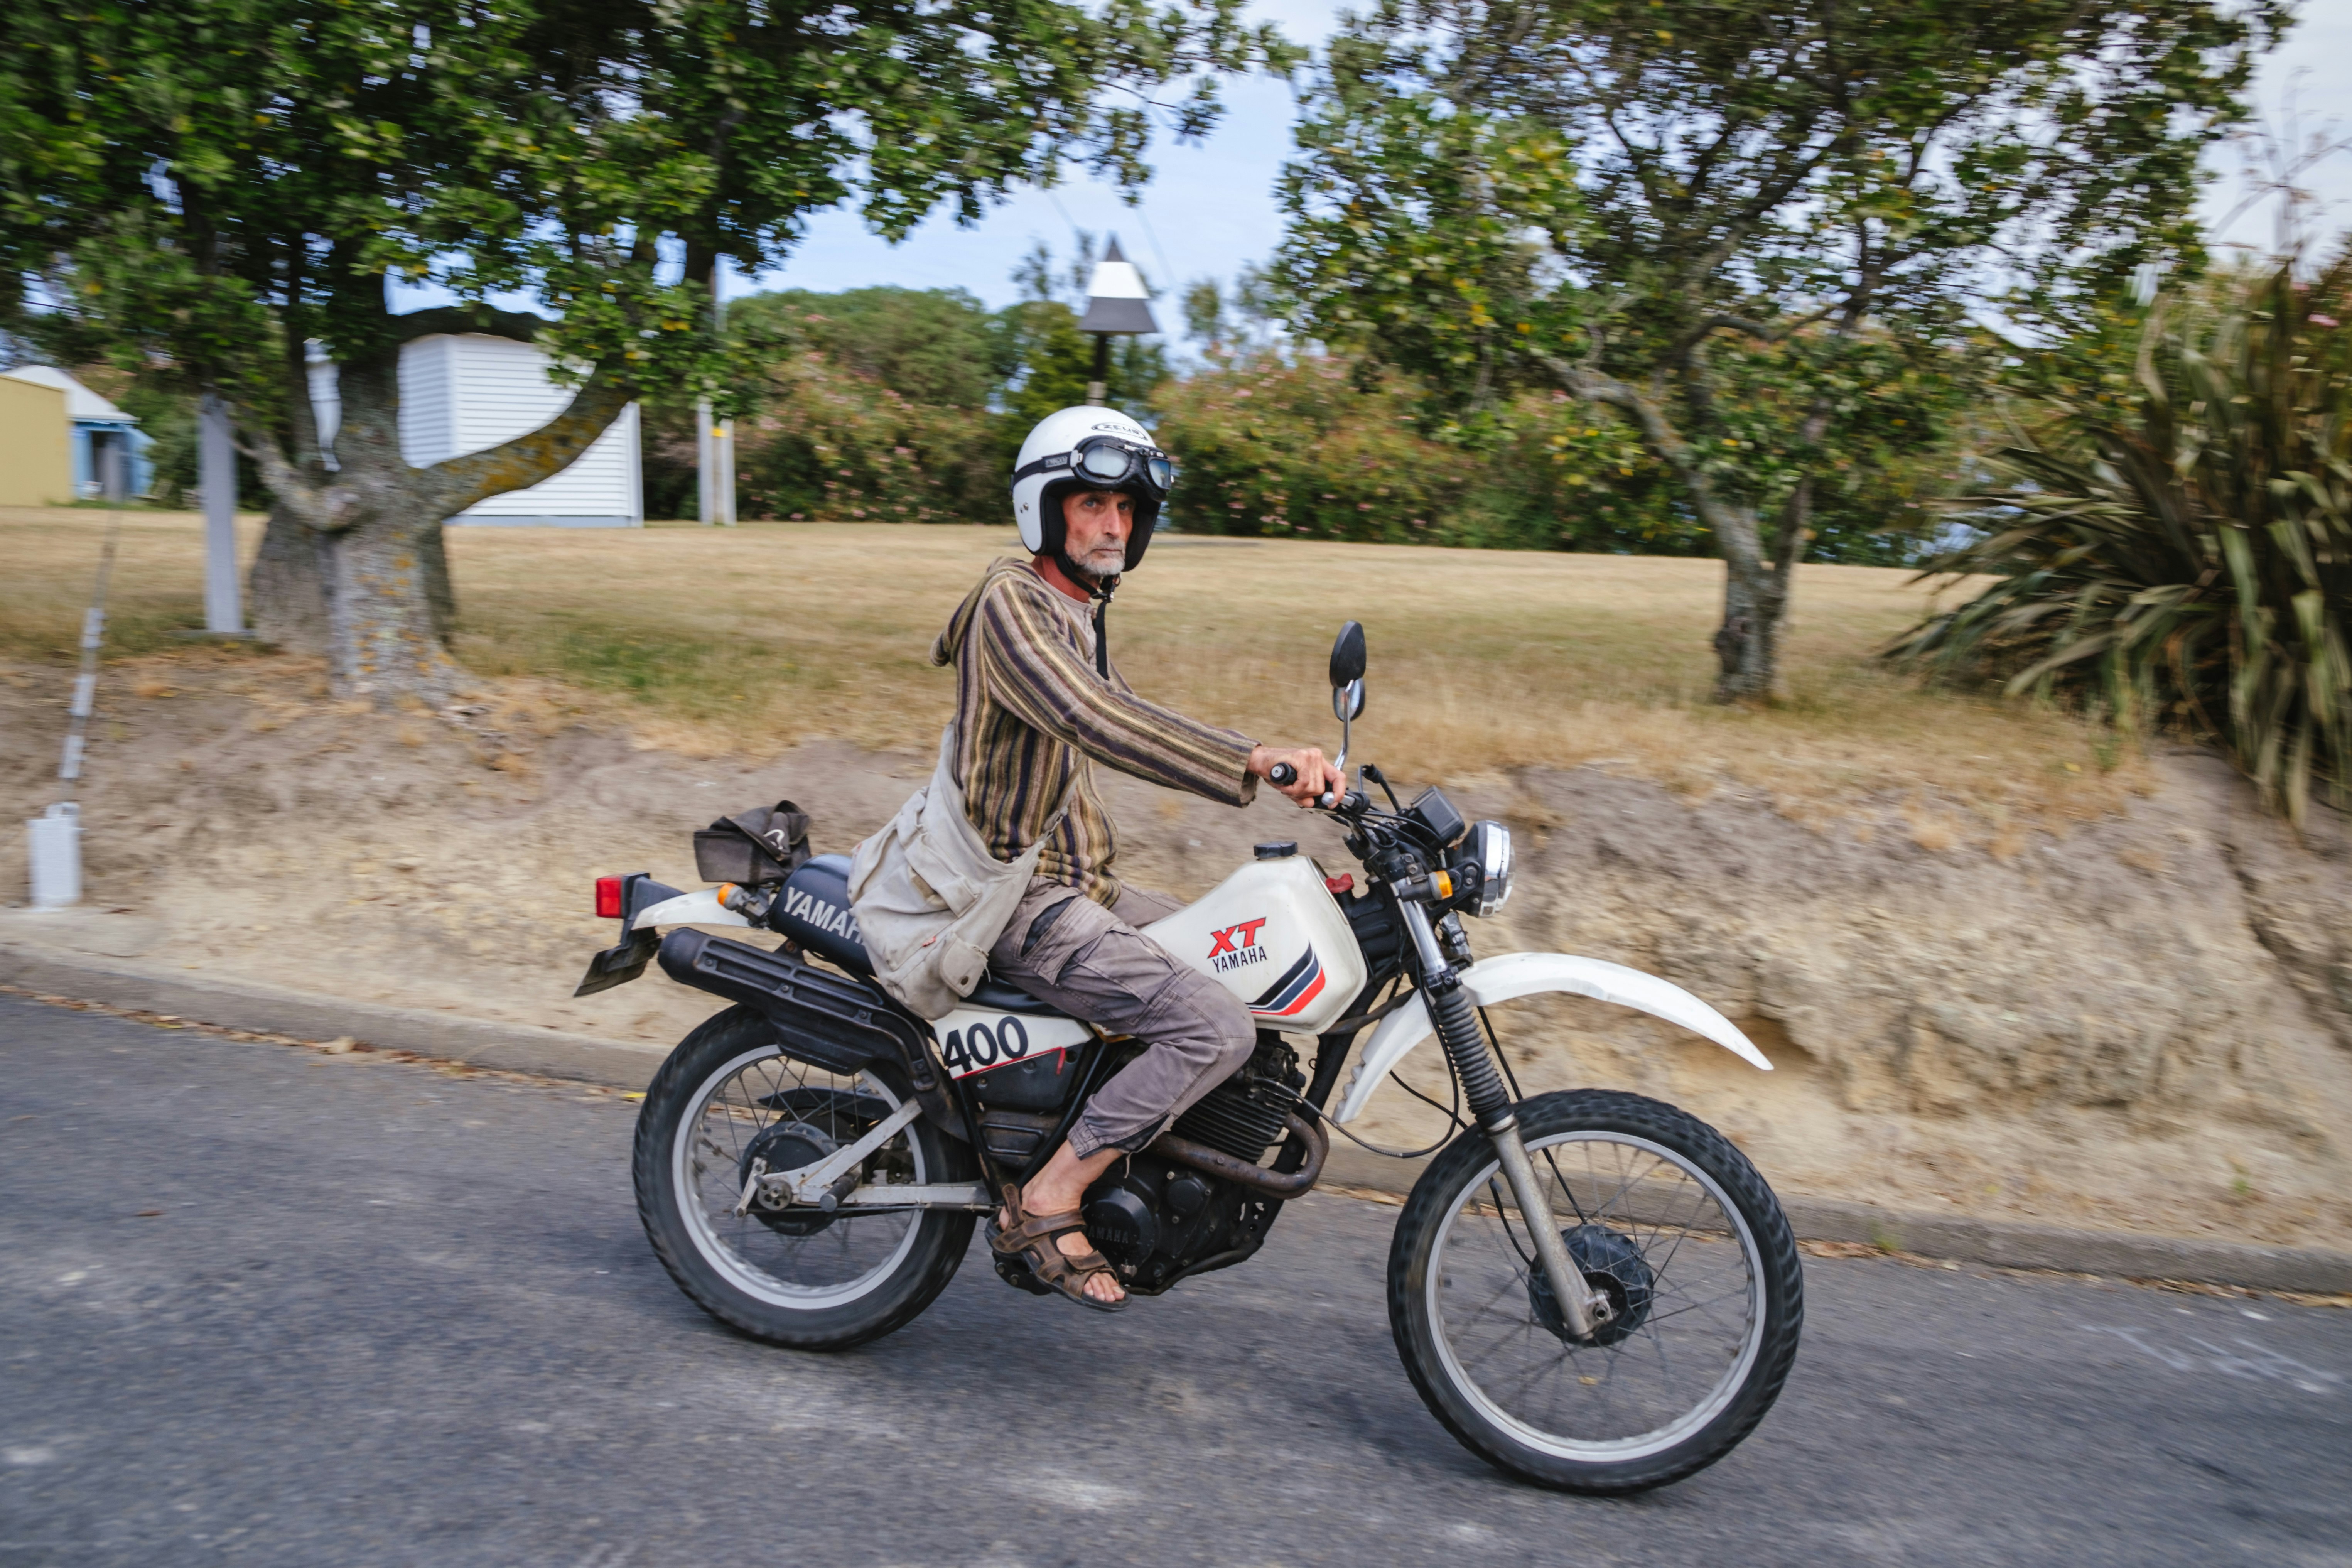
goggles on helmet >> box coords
[1014,435,1177,500]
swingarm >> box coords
[732,1099,995,1216]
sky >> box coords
[741,0,2352,322]
[737,0,1341,315]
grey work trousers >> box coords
[987,877,1257,1160]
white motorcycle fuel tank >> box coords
[1139,852,1368,1035]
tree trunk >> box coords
[243,355,458,699]
[324,505,467,701]
[249,500,331,650]
[238,336,629,704]
[249,489,465,699]
[1711,484,1820,700]
[1712,476,1811,702]
[1548,356,1802,703]
[1713,391,1829,701]
[1712,547,1785,701]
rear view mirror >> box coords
[1326,623,1366,792]
[1329,621,1366,687]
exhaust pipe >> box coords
[1149,1111,1327,1198]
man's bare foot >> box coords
[1004,1140,1127,1305]
[997,1201,1125,1305]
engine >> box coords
[1076,1036,1304,1295]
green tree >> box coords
[2,0,1289,700]
[729,286,1012,410]
[1154,354,1697,549]
[716,286,1012,522]
[1277,0,2279,700]
[1179,262,1280,360]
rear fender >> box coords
[574,880,750,1001]
[1330,952,1770,1126]
[632,887,751,932]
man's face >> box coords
[1060,489,1134,579]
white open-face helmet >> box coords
[1009,406,1176,573]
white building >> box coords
[309,333,643,527]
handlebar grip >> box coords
[1267,762,1298,787]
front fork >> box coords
[1397,901,1608,1341]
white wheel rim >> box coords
[672,1045,925,1311]
[1426,1129,1767,1463]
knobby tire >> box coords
[1388,1088,1804,1494]
[633,1004,977,1351]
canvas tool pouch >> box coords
[847,726,1070,1021]
[693,800,813,885]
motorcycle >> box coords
[578,621,1802,1495]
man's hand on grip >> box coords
[1249,745,1338,807]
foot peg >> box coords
[985,1219,1055,1296]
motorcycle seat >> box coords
[772,855,1068,1019]
[962,975,1066,1016]
[771,854,873,974]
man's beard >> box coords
[1063,539,1127,584]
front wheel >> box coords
[1389,1089,1803,1494]
[634,1004,977,1350]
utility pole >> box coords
[199,394,243,632]
[1075,236,1158,407]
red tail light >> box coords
[595,876,623,919]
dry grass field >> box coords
[2,506,2145,836]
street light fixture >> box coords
[1075,236,1158,406]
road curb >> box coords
[0,939,666,1088]
[7,936,2349,1296]
[1309,1154,2352,1298]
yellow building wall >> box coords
[0,376,73,506]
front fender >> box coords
[1330,952,1769,1126]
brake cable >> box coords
[1283,1050,1463,1161]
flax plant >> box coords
[1891,260,2352,822]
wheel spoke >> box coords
[1426,1124,1767,1461]
[669,1045,930,1310]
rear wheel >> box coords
[1389,1089,1803,1493]
[634,1004,977,1350]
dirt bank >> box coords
[6,650,2349,1251]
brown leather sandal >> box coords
[989,1184,1125,1313]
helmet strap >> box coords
[1052,552,1119,679]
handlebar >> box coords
[1265,761,1343,811]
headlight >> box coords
[1467,820,1512,916]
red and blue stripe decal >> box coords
[1249,947,1326,1019]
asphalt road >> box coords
[3,995,2348,1568]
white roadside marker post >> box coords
[26,805,80,909]
[29,445,127,910]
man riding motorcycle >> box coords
[935,406,1337,1308]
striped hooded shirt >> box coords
[931,557,1259,905]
